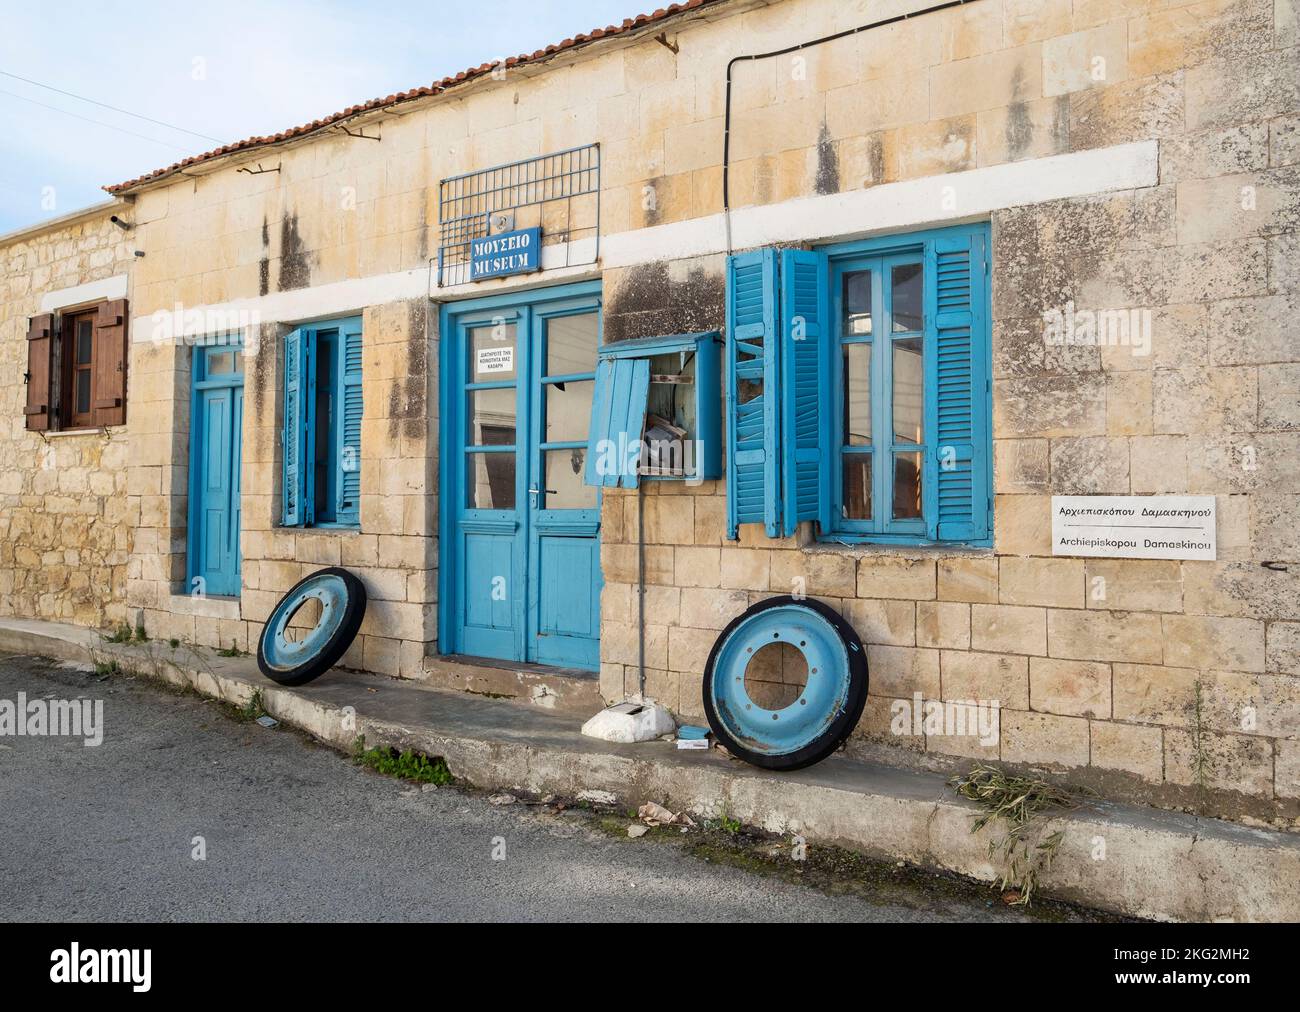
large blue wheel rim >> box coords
[709,604,853,757]
[261,574,350,673]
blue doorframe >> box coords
[438,281,603,670]
[187,341,245,598]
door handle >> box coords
[528,487,557,505]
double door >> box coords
[445,287,602,670]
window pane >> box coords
[75,370,91,414]
[842,271,873,336]
[545,449,596,509]
[842,343,872,446]
[466,452,515,509]
[893,451,923,520]
[207,351,237,375]
[545,380,594,443]
[546,313,598,376]
[842,453,872,520]
[891,263,922,332]
[470,323,517,381]
[892,337,923,444]
[468,387,516,447]
[73,319,93,365]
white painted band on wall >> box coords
[130,140,1158,334]
[602,140,1160,266]
[41,274,129,313]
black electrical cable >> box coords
[721,0,980,253]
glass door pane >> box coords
[465,321,518,509]
[538,312,598,511]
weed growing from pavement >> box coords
[216,641,245,657]
[229,689,266,723]
[950,763,1093,906]
[352,736,454,785]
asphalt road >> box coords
[0,651,1025,922]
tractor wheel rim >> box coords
[710,604,852,756]
[262,574,349,672]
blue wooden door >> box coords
[446,287,602,670]
[526,305,601,669]
[189,346,244,598]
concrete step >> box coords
[2,616,1297,922]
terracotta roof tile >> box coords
[105,0,723,194]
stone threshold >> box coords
[1,616,1296,922]
[418,652,602,714]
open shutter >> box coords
[93,299,128,426]
[24,313,54,431]
[725,249,781,539]
[335,321,364,525]
[282,328,307,527]
[585,356,650,488]
[779,249,831,537]
[923,229,990,543]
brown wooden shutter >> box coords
[24,313,54,431]
[93,298,128,426]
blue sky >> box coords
[0,0,641,232]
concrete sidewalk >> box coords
[3,616,1297,922]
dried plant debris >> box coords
[950,763,1094,907]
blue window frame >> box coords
[723,223,991,547]
[282,316,363,529]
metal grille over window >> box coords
[436,144,600,287]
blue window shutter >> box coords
[335,320,363,525]
[726,249,781,539]
[923,228,990,542]
[779,248,831,537]
[585,356,650,488]
[282,328,306,527]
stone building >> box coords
[2,0,1298,821]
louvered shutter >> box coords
[923,229,990,543]
[93,299,128,426]
[779,248,831,537]
[725,249,781,539]
[585,356,650,488]
[24,313,54,431]
[282,328,307,527]
[335,320,363,525]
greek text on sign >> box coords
[470,227,541,281]
[476,346,514,375]
[1051,495,1216,561]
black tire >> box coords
[702,596,868,771]
[257,567,367,686]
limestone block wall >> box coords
[595,0,1300,821]
[122,298,436,671]
[0,210,136,628]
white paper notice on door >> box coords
[476,346,514,374]
[1051,495,1217,561]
